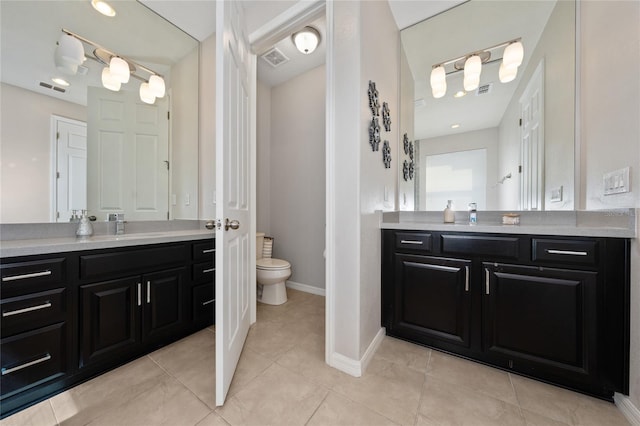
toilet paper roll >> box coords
[263,237,273,258]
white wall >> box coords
[256,79,271,235]
[0,83,86,223]
[199,34,217,220]
[580,0,640,413]
[418,127,499,211]
[499,0,575,211]
[171,46,200,220]
[398,46,415,211]
[267,65,326,290]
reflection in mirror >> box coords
[398,0,575,212]
[0,1,199,223]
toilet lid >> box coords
[257,258,290,270]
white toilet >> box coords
[256,232,291,305]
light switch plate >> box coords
[603,167,630,195]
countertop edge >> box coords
[0,230,215,258]
[380,222,636,238]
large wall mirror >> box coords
[398,0,576,212]
[0,0,199,223]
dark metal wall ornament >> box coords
[408,141,414,161]
[401,132,415,181]
[368,81,379,116]
[403,160,410,181]
[382,140,392,168]
[409,161,415,180]
[369,117,381,151]
[403,133,410,155]
[382,102,391,131]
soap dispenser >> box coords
[444,200,455,223]
[76,210,94,238]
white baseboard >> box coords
[614,393,640,426]
[286,280,325,296]
[328,327,386,378]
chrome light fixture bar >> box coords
[58,29,166,104]
[430,38,523,99]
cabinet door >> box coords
[393,255,471,348]
[80,277,141,368]
[142,268,186,343]
[483,263,598,385]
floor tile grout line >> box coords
[48,399,61,426]
[508,372,527,422]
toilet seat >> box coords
[257,258,290,271]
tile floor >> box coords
[1,289,630,426]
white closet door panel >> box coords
[98,131,124,210]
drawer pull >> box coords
[203,268,215,274]
[147,281,151,304]
[545,249,588,256]
[465,266,469,292]
[2,302,52,317]
[137,283,142,306]
[202,299,215,306]
[2,270,52,282]
[485,269,490,295]
[400,240,423,245]
[2,353,52,376]
[202,249,215,254]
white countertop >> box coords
[381,209,637,238]
[0,229,215,258]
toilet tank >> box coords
[256,232,265,260]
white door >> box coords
[519,60,545,210]
[87,87,169,221]
[215,0,256,406]
[53,117,87,222]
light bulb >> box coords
[91,0,116,17]
[139,82,156,104]
[55,33,84,75]
[149,75,166,98]
[503,41,524,68]
[499,62,518,83]
[101,67,121,91]
[464,74,480,92]
[464,55,482,78]
[292,27,320,54]
[109,57,130,83]
[430,65,447,99]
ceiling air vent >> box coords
[476,83,493,96]
[261,47,289,68]
[38,81,67,93]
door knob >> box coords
[225,218,240,231]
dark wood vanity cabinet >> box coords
[382,229,630,400]
[0,237,215,418]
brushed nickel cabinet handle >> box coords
[146,281,151,304]
[202,249,215,254]
[2,302,52,317]
[400,240,423,245]
[202,299,215,306]
[2,270,51,282]
[546,249,588,256]
[137,283,141,306]
[203,268,215,274]
[2,353,52,375]
[485,269,490,295]
[465,266,470,292]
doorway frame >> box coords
[49,114,87,222]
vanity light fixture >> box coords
[292,26,320,55]
[57,29,166,104]
[430,38,524,98]
[91,0,116,17]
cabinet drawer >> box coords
[442,234,519,259]
[395,232,432,252]
[532,239,598,265]
[0,323,67,398]
[193,262,215,283]
[0,258,66,296]
[192,283,214,324]
[80,245,185,280]
[1,288,67,337]
[193,240,215,261]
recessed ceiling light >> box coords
[454,91,466,98]
[52,77,70,87]
[91,0,116,17]
[451,124,460,129]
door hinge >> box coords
[167,111,170,120]
[56,171,60,179]
[167,211,170,220]
[518,165,522,173]
[519,118,522,126]
[56,212,60,219]
[164,160,170,170]
[56,131,60,140]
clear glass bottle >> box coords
[444,200,455,223]
[468,202,477,225]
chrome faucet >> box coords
[108,213,125,235]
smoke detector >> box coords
[261,47,289,68]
